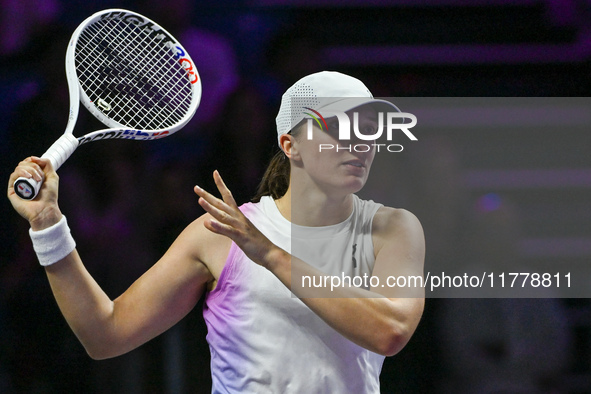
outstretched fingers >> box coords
[193,170,276,267]
[212,170,237,208]
[193,172,242,237]
[194,186,227,218]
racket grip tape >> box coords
[14,134,79,200]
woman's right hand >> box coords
[7,156,63,231]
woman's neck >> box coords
[274,187,354,227]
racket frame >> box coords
[14,9,201,200]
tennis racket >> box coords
[14,8,201,200]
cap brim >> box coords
[317,97,401,116]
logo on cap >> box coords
[303,107,328,132]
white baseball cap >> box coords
[275,71,400,143]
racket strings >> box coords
[79,20,191,129]
[100,22,190,127]
[89,24,172,127]
[81,20,191,128]
[75,17,193,130]
[119,32,191,128]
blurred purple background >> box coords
[1,0,591,393]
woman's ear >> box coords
[279,134,299,160]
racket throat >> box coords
[42,133,79,171]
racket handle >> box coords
[14,134,79,200]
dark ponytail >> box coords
[252,150,290,202]
[251,125,304,202]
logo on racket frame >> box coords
[171,46,198,85]
[78,129,170,146]
[100,11,176,45]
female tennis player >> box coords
[8,71,425,393]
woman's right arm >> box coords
[7,157,219,360]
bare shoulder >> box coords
[372,206,423,236]
[371,207,424,255]
[173,213,233,281]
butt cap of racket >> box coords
[14,133,79,200]
[14,178,38,200]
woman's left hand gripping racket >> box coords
[14,8,201,200]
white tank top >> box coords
[203,195,384,393]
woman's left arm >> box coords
[195,171,425,356]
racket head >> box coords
[67,9,201,138]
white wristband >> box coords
[29,215,76,266]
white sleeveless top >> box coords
[203,195,384,393]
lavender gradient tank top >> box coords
[203,195,384,393]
